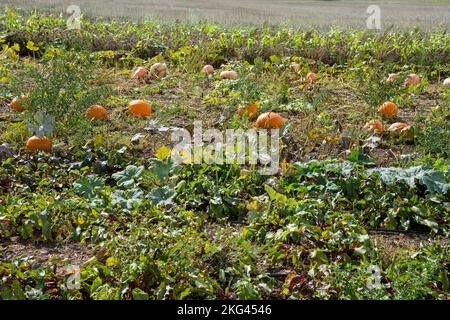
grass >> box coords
[0,8,449,300]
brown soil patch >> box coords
[0,239,96,266]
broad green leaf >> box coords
[112,165,144,187]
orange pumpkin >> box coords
[255,112,284,129]
[202,65,214,75]
[404,73,420,86]
[378,101,398,117]
[132,67,146,79]
[443,78,450,86]
[128,100,152,117]
[10,95,27,112]
[86,105,108,120]
[238,102,258,119]
[363,120,384,134]
[26,136,52,152]
[306,72,317,83]
[149,63,167,80]
[220,70,238,80]
[387,122,413,139]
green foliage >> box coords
[11,50,113,139]
[0,8,449,301]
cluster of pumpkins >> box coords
[133,63,288,129]
[362,73,448,140]
[364,101,413,139]
[9,95,154,153]
[8,64,450,153]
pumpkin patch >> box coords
[1,7,449,303]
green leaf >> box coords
[132,288,149,300]
[347,147,374,164]
[112,165,144,187]
[73,176,105,198]
[111,189,143,209]
[148,186,176,206]
[367,166,450,195]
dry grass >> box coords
[2,0,449,29]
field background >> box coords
[2,0,450,29]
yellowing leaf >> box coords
[106,257,119,267]
[155,145,171,160]
[307,129,321,139]
[281,158,290,173]
[26,40,39,51]
[11,43,20,52]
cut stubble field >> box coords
[3,0,450,29]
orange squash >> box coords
[238,102,258,119]
[404,73,420,86]
[363,120,384,134]
[149,63,167,80]
[378,101,398,117]
[306,72,317,83]
[202,65,214,75]
[255,112,284,129]
[10,95,27,112]
[220,70,238,80]
[128,100,152,117]
[26,136,52,152]
[443,78,450,86]
[132,67,146,79]
[387,122,413,139]
[86,105,108,120]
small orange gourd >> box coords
[238,102,258,119]
[26,136,52,152]
[387,122,413,139]
[86,105,108,120]
[363,120,384,134]
[306,72,317,83]
[149,63,167,80]
[443,78,450,86]
[128,100,152,117]
[404,73,420,86]
[132,67,146,79]
[255,112,284,129]
[202,65,214,75]
[10,95,27,112]
[220,70,238,80]
[378,101,398,117]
